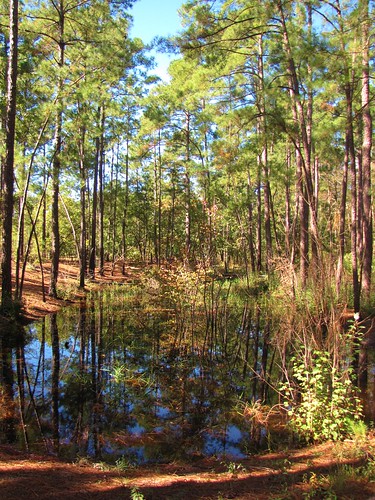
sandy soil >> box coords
[0,439,375,499]
[14,259,132,324]
[0,261,375,499]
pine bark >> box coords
[360,0,372,297]
[1,0,18,312]
[49,0,64,298]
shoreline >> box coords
[1,260,133,327]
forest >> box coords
[0,0,374,495]
[0,0,373,306]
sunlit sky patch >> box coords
[130,0,185,80]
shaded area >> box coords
[0,441,375,499]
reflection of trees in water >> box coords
[0,331,17,443]
[51,313,59,452]
[0,283,306,459]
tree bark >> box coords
[1,0,18,312]
[49,0,64,298]
[346,83,361,313]
[98,106,105,276]
[360,0,372,298]
[79,126,86,289]
[184,111,192,264]
[89,129,99,278]
[257,35,272,271]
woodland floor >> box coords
[0,260,375,499]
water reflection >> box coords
[1,285,280,462]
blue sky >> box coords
[130,0,185,79]
[130,0,184,43]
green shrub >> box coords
[281,348,363,443]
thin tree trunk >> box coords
[153,137,160,265]
[257,35,272,271]
[185,111,191,264]
[111,144,119,275]
[15,110,53,298]
[1,0,18,312]
[360,0,372,298]
[121,135,129,275]
[89,131,99,278]
[256,163,262,271]
[285,149,292,260]
[98,106,105,276]
[346,84,361,313]
[157,130,162,264]
[78,127,86,288]
[246,169,256,273]
[19,187,48,300]
[59,194,80,259]
[336,148,348,295]
[49,1,64,298]
[277,0,318,285]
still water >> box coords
[0,278,276,464]
[2,275,372,463]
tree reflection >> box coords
[0,331,17,443]
[0,281,316,461]
[51,313,60,452]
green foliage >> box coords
[280,348,363,443]
[346,418,367,442]
[115,455,135,471]
[56,282,79,301]
[301,458,375,498]
[221,461,246,475]
[301,471,338,499]
[130,487,145,500]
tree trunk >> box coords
[49,110,62,298]
[121,135,129,275]
[277,0,318,285]
[256,163,262,271]
[49,1,64,298]
[184,111,192,264]
[1,0,18,312]
[257,35,272,271]
[110,145,119,274]
[360,0,372,298]
[336,147,348,295]
[346,84,361,313]
[153,136,160,265]
[89,127,100,278]
[98,106,105,276]
[78,127,86,289]
[246,171,256,273]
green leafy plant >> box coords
[221,461,246,475]
[301,471,335,499]
[115,456,135,471]
[281,348,363,443]
[130,487,145,500]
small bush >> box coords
[281,348,363,443]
